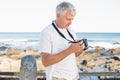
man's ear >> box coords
[56,13,60,18]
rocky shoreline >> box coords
[77,46,120,72]
[0,47,45,72]
[0,46,120,73]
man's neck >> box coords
[55,20,64,29]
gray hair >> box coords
[56,1,76,16]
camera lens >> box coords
[82,39,88,50]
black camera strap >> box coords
[52,22,75,42]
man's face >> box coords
[57,10,74,28]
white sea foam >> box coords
[0,39,39,50]
[89,42,120,49]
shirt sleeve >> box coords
[38,28,52,54]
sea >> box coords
[0,32,120,54]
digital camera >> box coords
[81,38,88,50]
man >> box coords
[39,1,84,80]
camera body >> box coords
[80,38,88,50]
[70,38,88,50]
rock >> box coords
[81,60,87,66]
[0,46,7,51]
[20,55,37,80]
[111,56,120,61]
[6,48,23,55]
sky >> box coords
[0,0,120,33]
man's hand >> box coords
[68,41,84,54]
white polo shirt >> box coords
[39,22,78,80]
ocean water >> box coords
[0,32,120,52]
[0,32,40,51]
[77,32,120,49]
